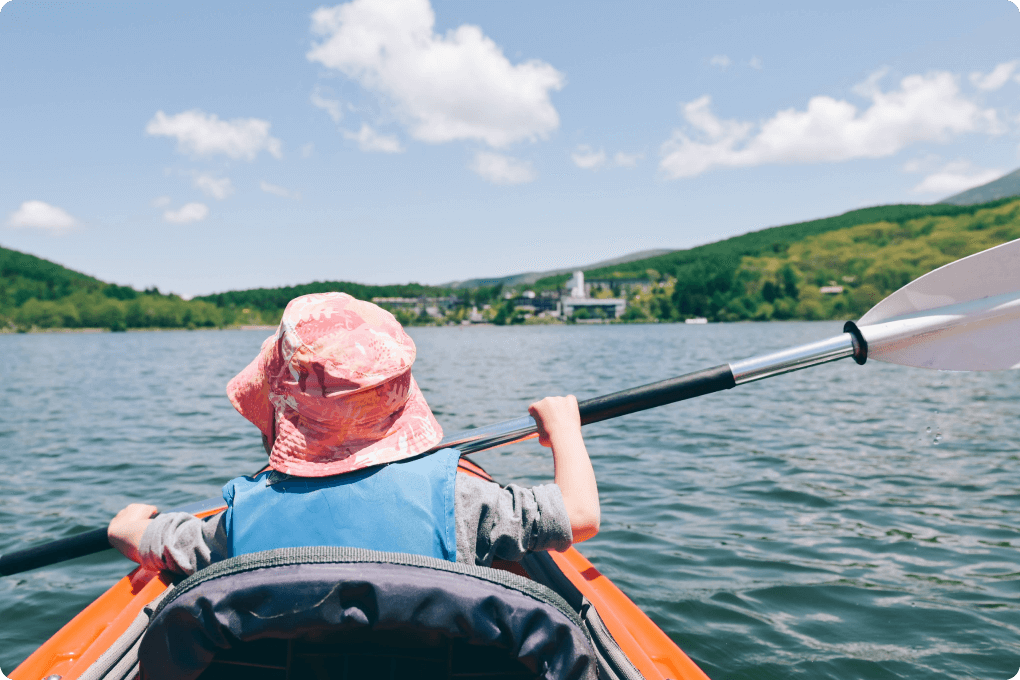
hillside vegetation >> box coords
[2,196,1018,331]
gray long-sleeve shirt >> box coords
[139,476,573,576]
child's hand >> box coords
[108,503,159,563]
[529,395,599,543]
[529,395,581,448]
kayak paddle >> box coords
[442,237,1020,453]
[2,238,1017,576]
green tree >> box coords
[16,299,61,328]
[99,301,126,331]
[779,264,800,299]
[621,305,649,322]
[772,298,797,320]
[492,302,513,325]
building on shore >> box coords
[568,271,586,298]
[560,271,626,319]
[560,297,626,319]
[509,289,559,315]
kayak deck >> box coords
[12,458,710,680]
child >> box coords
[108,293,600,575]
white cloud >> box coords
[910,160,1003,194]
[7,200,77,233]
[310,87,344,123]
[344,123,403,153]
[307,0,564,149]
[969,61,1018,91]
[193,174,234,200]
[660,70,1002,179]
[748,56,764,71]
[613,151,643,168]
[571,145,643,170]
[470,151,535,185]
[152,196,171,208]
[851,66,890,99]
[146,110,282,160]
[163,202,209,224]
[710,55,731,69]
[300,143,315,158]
[572,145,606,170]
[260,180,297,198]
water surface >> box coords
[1,323,1018,679]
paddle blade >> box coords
[856,238,1020,371]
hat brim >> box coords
[225,332,277,439]
[267,375,444,477]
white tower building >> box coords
[570,271,585,298]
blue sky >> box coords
[1,0,1018,297]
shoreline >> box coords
[0,319,841,335]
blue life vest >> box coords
[222,448,460,562]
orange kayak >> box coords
[12,458,711,680]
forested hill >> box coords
[0,245,227,331]
[548,197,1020,323]
[1,245,106,298]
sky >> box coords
[1,0,1019,298]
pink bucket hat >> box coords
[226,293,443,477]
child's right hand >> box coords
[529,395,581,448]
[529,395,599,543]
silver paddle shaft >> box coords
[730,332,856,384]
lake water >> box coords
[1,323,1019,679]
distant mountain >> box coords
[940,167,1020,206]
[441,249,674,290]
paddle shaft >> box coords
[0,528,109,576]
[0,326,866,576]
[0,496,231,577]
